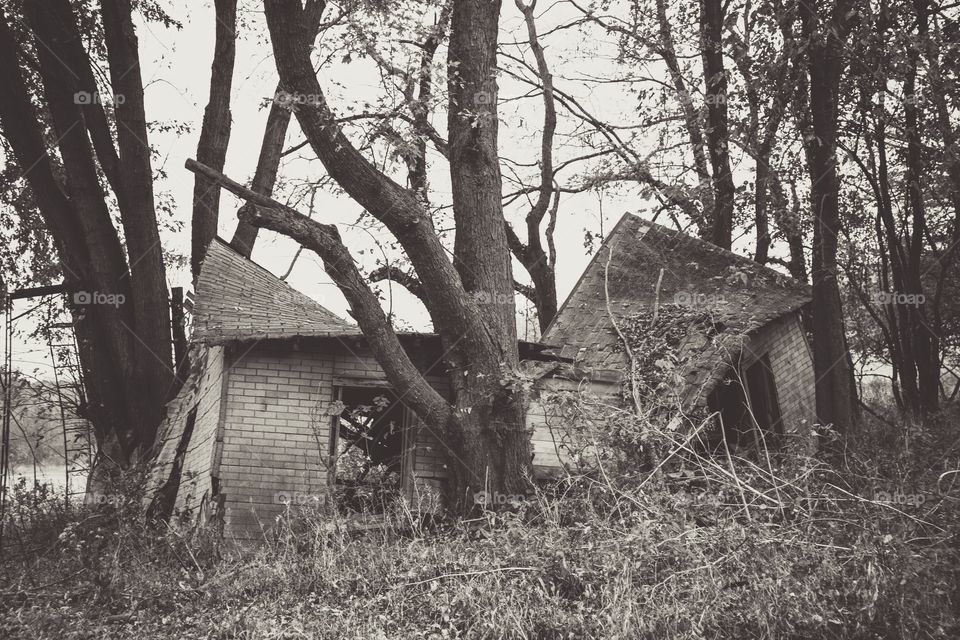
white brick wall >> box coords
[218,346,334,539]
[740,313,816,439]
[216,342,455,539]
[212,341,624,538]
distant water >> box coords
[10,464,87,494]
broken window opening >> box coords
[328,385,410,512]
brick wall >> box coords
[217,345,334,540]
[217,341,455,539]
[213,341,624,538]
[740,312,816,441]
[165,318,814,539]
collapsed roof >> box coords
[542,213,812,409]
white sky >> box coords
[6,0,777,377]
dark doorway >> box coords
[704,354,783,456]
[706,374,752,451]
[743,356,783,448]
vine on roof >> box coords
[617,303,728,408]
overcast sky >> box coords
[7,0,774,376]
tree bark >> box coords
[231,2,326,258]
[505,0,559,333]
[799,0,860,434]
[1,3,174,477]
[654,0,713,230]
[100,0,175,442]
[230,88,290,257]
[699,0,736,250]
[191,0,238,277]
[258,0,532,508]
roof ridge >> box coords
[632,216,810,292]
[542,213,651,340]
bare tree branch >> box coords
[186,158,451,429]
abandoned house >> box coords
[543,213,817,453]
[148,212,815,539]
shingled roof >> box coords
[543,213,812,409]
[191,238,358,344]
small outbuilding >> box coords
[542,213,816,453]
[148,239,617,539]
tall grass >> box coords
[1,402,958,639]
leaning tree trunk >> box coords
[230,86,291,257]
[191,0,238,277]
[251,0,533,511]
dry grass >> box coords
[1,403,958,639]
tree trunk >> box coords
[699,0,736,250]
[655,0,713,231]
[100,0,176,441]
[754,158,772,263]
[191,0,237,277]
[0,3,174,478]
[230,87,291,257]
[800,0,860,434]
[222,0,533,512]
[903,0,938,414]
